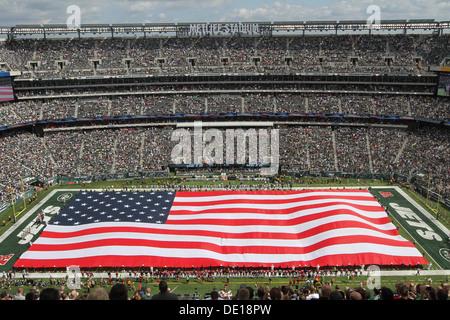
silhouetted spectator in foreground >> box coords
[380,286,394,300]
[329,290,344,300]
[88,287,110,300]
[40,287,60,300]
[151,280,179,300]
[109,283,129,300]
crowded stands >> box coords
[1,34,449,77]
[0,21,448,309]
[0,25,448,237]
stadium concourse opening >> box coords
[0,19,448,277]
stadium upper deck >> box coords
[1,19,449,38]
[0,20,449,79]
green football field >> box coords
[0,180,449,299]
[1,182,449,272]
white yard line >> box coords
[0,189,60,245]
[393,186,449,235]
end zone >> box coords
[371,186,450,270]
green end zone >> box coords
[0,190,79,272]
[371,186,450,270]
[1,186,449,273]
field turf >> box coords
[0,177,449,300]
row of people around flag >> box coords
[2,279,448,300]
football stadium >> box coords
[0,16,449,305]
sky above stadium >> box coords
[0,0,449,26]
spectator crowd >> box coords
[0,124,448,206]
[2,92,448,128]
[0,32,448,216]
[1,278,448,301]
[1,34,448,78]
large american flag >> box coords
[0,85,14,102]
[15,189,427,268]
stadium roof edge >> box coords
[2,19,449,36]
[42,24,71,28]
[408,19,435,23]
[144,22,176,26]
[337,20,367,24]
[80,24,111,27]
[7,19,449,27]
[305,20,337,24]
[14,24,43,28]
[111,23,144,27]
[273,21,305,25]
[380,19,407,24]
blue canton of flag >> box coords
[52,191,176,226]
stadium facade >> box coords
[0,19,448,211]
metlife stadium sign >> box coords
[180,23,270,36]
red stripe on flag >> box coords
[14,252,426,269]
[26,235,417,255]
